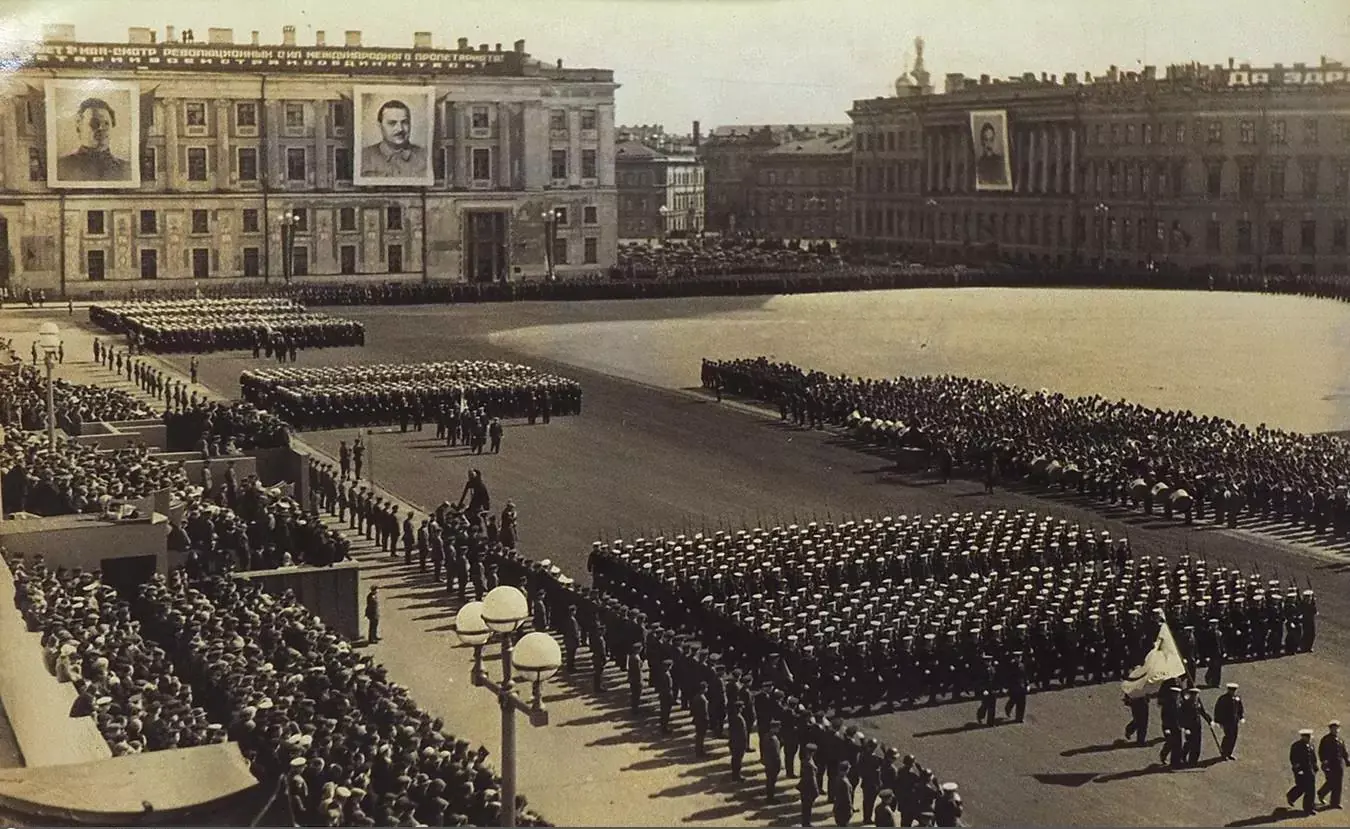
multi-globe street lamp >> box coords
[276,211,301,284]
[37,322,60,449]
[539,209,560,282]
[454,586,563,828]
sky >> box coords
[0,0,1346,130]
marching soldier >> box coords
[1288,728,1319,815]
[1003,651,1029,723]
[1213,683,1244,761]
[858,737,883,825]
[1319,721,1347,809]
[1159,686,1183,769]
[1179,688,1211,767]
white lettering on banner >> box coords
[1227,69,1350,87]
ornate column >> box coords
[1040,126,1050,193]
[215,100,233,191]
[1068,127,1078,195]
[163,98,180,189]
[500,104,515,188]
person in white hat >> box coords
[935,781,963,827]
[1288,728,1319,814]
[1318,721,1347,809]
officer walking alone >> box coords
[1213,683,1244,760]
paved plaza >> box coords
[7,300,1350,825]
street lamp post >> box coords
[454,586,562,828]
[539,210,559,282]
[277,212,299,284]
[1094,203,1111,271]
[658,205,671,244]
[37,322,59,450]
[925,198,939,261]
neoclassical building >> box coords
[0,23,620,292]
[850,53,1350,275]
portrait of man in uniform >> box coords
[969,109,1012,191]
[46,80,141,188]
[354,86,435,186]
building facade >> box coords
[700,124,850,235]
[615,141,705,239]
[745,134,852,238]
[0,24,620,293]
[849,59,1350,275]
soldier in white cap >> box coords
[934,781,963,827]
[1212,683,1244,760]
[1288,728,1319,814]
[1319,720,1348,809]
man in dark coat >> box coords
[1288,729,1319,815]
[364,586,380,643]
[830,760,855,826]
[728,701,749,781]
[1213,683,1244,761]
[762,721,783,801]
[799,743,821,828]
[1319,721,1348,809]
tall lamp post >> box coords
[540,209,559,282]
[1094,202,1111,270]
[658,204,671,244]
[0,424,7,522]
[277,211,299,284]
[454,586,562,828]
[37,323,59,450]
[925,198,939,261]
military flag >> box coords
[1121,620,1188,699]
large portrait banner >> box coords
[353,85,435,187]
[45,79,141,189]
[969,109,1012,192]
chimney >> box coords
[1228,57,1235,69]
[282,25,296,46]
[478,43,489,52]
[345,31,362,47]
[556,58,563,69]
[316,30,326,46]
[128,26,153,44]
[514,39,525,54]
[693,120,701,148]
[1041,72,1049,82]
[208,28,233,45]
[1050,74,1058,84]
[457,37,469,50]
[251,30,260,46]
[150,30,157,43]
[1064,72,1077,85]
[414,31,433,49]
[494,43,501,52]
[1143,65,1156,81]
[979,74,990,85]
[165,24,175,43]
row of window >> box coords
[85,235,603,281]
[754,193,847,213]
[617,169,702,187]
[139,99,599,137]
[759,167,850,187]
[85,204,602,238]
[853,155,1349,200]
[26,145,599,186]
[853,117,1350,155]
[746,215,846,236]
[852,206,1350,256]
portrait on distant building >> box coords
[969,109,1012,192]
[353,85,434,186]
[45,79,140,189]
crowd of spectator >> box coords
[613,237,841,280]
[1,362,155,436]
[131,572,549,826]
[9,552,225,755]
[165,401,291,455]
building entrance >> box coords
[464,211,509,283]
